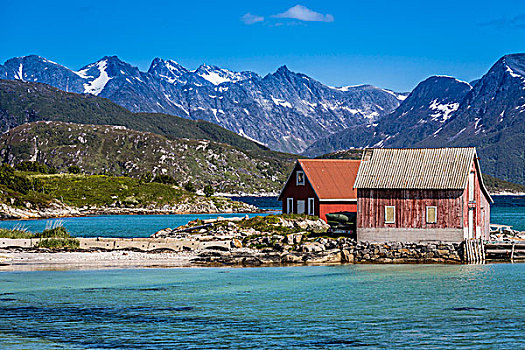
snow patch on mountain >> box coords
[505,65,524,82]
[82,60,111,95]
[429,99,459,122]
[381,89,408,101]
[196,65,247,85]
[16,64,24,81]
[271,96,292,108]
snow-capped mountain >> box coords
[371,75,473,148]
[0,55,406,153]
[415,54,525,183]
[306,53,525,184]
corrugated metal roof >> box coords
[354,148,477,189]
[298,159,361,199]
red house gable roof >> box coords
[298,159,361,200]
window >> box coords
[297,200,305,214]
[468,171,475,202]
[426,206,437,224]
[308,198,315,216]
[385,206,395,224]
[296,171,305,186]
[286,198,294,214]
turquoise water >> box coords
[491,196,525,231]
[0,264,523,349]
[0,213,273,238]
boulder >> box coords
[231,239,243,248]
[341,249,354,263]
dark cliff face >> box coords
[0,55,405,154]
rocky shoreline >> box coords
[0,197,261,220]
[154,215,464,265]
[6,215,523,270]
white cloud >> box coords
[273,5,334,23]
[242,13,264,25]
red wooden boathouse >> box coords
[278,159,361,222]
[353,147,492,243]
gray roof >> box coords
[354,148,479,190]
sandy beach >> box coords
[0,250,199,271]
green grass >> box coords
[30,173,188,208]
[0,224,79,249]
[0,228,33,239]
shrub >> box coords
[152,174,177,185]
[203,185,214,197]
[140,171,153,183]
[184,182,196,193]
[37,238,79,249]
[0,224,79,249]
[0,164,33,194]
[35,225,71,238]
[15,161,57,174]
[68,165,82,174]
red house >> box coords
[278,159,361,222]
[353,148,492,243]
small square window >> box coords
[385,206,395,224]
[296,171,305,186]
[426,206,437,224]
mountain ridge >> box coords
[0,54,406,153]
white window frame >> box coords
[296,170,305,186]
[307,198,315,216]
[286,198,294,214]
[385,206,395,224]
[426,206,437,224]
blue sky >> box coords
[1,0,523,91]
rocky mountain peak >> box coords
[0,54,405,153]
[501,53,525,80]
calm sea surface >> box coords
[491,195,525,231]
[0,264,523,349]
[0,195,523,237]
